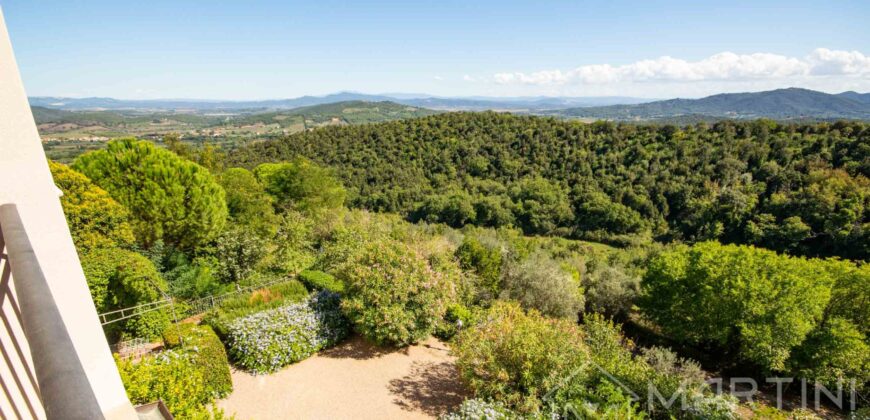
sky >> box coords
[1,0,868,100]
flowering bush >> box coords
[226,291,350,373]
[203,279,308,337]
[440,399,517,420]
[339,240,455,346]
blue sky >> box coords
[2,0,868,99]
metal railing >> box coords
[0,203,104,419]
[98,276,294,326]
[98,298,173,325]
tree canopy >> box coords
[230,113,870,259]
[73,138,228,249]
[49,160,135,252]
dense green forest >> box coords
[55,133,869,418]
[230,112,870,260]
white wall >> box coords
[0,7,138,420]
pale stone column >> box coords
[0,7,138,420]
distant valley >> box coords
[32,87,870,162]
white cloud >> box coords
[492,49,870,86]
[462,74,477,82]
[807,48,870,76]
[433,75,444,81]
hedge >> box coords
[226,291,350,374]
[299,269,345,293]
[117,351,209,418]
[163,323,233,398]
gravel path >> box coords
[217,336,468,419]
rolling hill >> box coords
[555,88,870,120]
[28,92,653,112]
[232,101,438,128]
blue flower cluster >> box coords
[440,399,516,420]
[226,291,350,374]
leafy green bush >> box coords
[81,247,170,339]
[788,317,870,390]
[73,138,227,249]
[454,302,735,418]
[299,270,344,293]
[212,226,268,283]
[639,241,835,371]
[164,255,223,299]
[455,236,503,296]
[117,351,208,418]
[268,210,317,274]
[219,167,278,237]
[339,241,455,346]
[202,280,308,337]
[50,160,135,252]
[226,291,350,373]
[453,301,589,414]
[499,252,584,319]
[163,323,233,398]
[583,264,640,320]
[254,158,346,213]
[434,303,475,340]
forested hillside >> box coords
[231,112,870,260]
[555,88,870,120]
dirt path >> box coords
[217,336,468,419]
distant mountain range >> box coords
[28,88,870,120]
[553,88,870,120]
[28,92,653,112]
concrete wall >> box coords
[0,7,138,420]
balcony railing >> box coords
[0,204,104,419]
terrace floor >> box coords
[217,335,468,419]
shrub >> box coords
[163,323,233,398]
[685,393,739,420]
[202,280,308,337]
[434,303,475,340]
[269,210,317,274]
[440,399,517,420]
[73,138,227,249]
[455,236,503,295]
[639,242,835,371]
[584,264,640,320]
[254,158,346,213]
[788,317,870,390]
[453,301,590,414]
[226,291,350,373]
[117,351,208,418]
[164,255,223,299]
[299,270,344,293]
[339,241,455,346]
[212,226,268,283]
[81,247,170,339]
[219,167,278,237]
[499,252,584,319]
[49,161,135,252]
